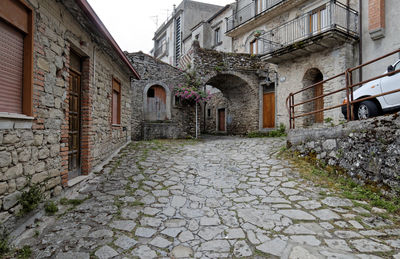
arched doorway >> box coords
[144,85,168,121]
[302,68,324,125]
[203,73,259,134]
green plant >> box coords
[0,229,9,256]
[18,184,43,215]
[17,246,32,259]
[247,123,287,138]
[44,201,58,215]
[59,198,85,206]
[324,117,335,127]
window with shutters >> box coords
[0,0,33,116]
[112,78,121,125]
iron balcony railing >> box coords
[154,41,168,58]
[226,0,285,32]
[258,1,358,55]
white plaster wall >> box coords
[361,0,400,79]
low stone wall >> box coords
[143,122,182,140]
[287,112,400,194]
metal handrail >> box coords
[226,0,285,32]
[286,48,400,129]
[154,41,168,58]
[259,1,358,56]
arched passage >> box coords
[302,68,324,125]
[143,83,171,121]
[202,73,259,135]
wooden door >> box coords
[263,92,275,128]
[68,70,81,179]
[314,83,323,123]
[146,85,167,121]
[218,109,225,132]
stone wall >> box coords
[126,52,196,140]
[191,42,269,134]
[0,0,134,230]
[287,112,400,194]
[276,43,356,128]
[201,92,227,133]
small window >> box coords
[112,78,121,125]
[207,108,211,118]
[195,34,200,40]
[214,27,221,45]
[147,88,155,98]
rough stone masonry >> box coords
[11,137,400,258]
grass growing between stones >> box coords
[44,201,58,215]
[281,150,400,216]
[18,184,43,216]
[248,124,287,138]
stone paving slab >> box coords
[11,137,400,258]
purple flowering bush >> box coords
[174,85,212,104]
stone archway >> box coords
[187,41,269,135]
[202,72,260,135]
[143,82,171,121]
[302,68,324,126]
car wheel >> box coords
[357,100,379,120]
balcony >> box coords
[226,0,288,36]
[154,41,168,58]
[258,1,359,63]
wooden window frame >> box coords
[309,5,327,34]
[250,39,258,55]
[112,77,121,126]
[0,0,34,116]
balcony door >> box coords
[250,39,258,55]
[256,0,267,14]
[309,5,328,34]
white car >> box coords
[342,59,400,119]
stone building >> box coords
[126,52,196,140]
[151,0,224,67]
[186,42,269,135]
[361,0,400,79]
[222,0,360,127]
[181,4,234,69]
[0,0,139,229]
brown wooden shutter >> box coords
[0,19,24,114]
[112,79,121,125]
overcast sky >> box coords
[87,0,233,54]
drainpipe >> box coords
[358,0,363,82]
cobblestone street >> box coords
[13,137,400,258]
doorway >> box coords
[263,84,275,128]
[217,108,226,132]
[68,52,82,179]
[302,68,324,125]
[314,82,323,123]
[145,85,167,121]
